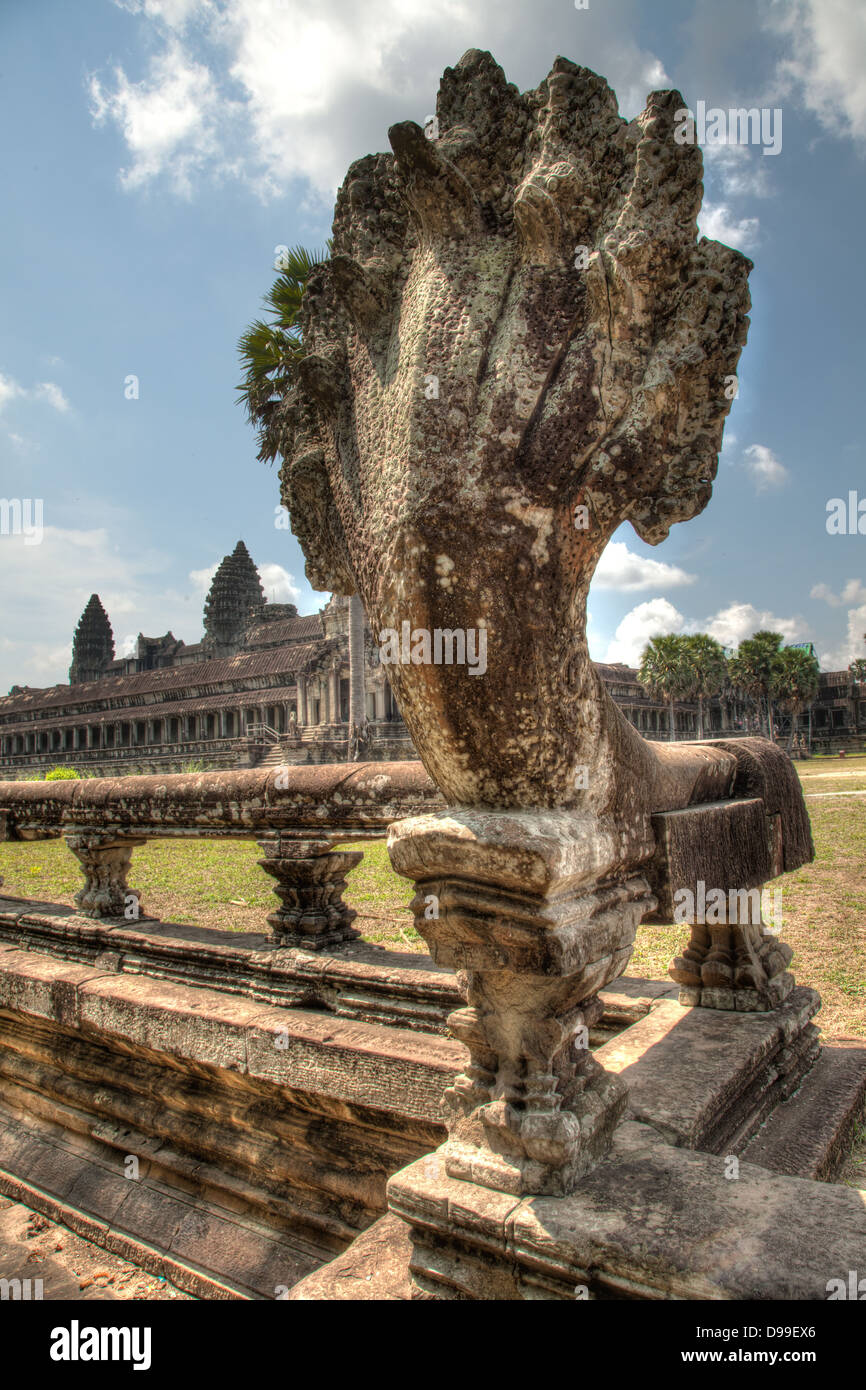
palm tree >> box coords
[772,647,820,753]
[729,631,784,740]
[239,242,370,762]
[681,634,728,740]
[638,635,692,740]
[237,243,329,463]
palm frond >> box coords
[237,241,331,452]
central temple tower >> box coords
[202,540,266,657]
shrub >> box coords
[45,766,81,781]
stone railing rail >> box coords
[0,740,811,963]
[0,762,442,949]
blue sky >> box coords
[1,0,865,691]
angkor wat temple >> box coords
[0,541,857,777]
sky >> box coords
[1,0,865,691]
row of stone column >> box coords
[64,828,362,951]
[296,671,397,727]
[1,700,298,758]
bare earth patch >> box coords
[0,1196,190,1300]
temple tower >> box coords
[69,595,115,686]
[202,540,266,657]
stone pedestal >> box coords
[65,832,146,920]
[388,809,655,1196]
[647,799,796,1011]
[257,835,362,950]
[670,917,794,1011]
[383,1129,866,1301]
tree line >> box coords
[637,631,821,751]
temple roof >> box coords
[0,644,322,721]
[244,614,323,648]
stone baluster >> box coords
[647,799,797,1012]
[256,834,363,950]
[65,831,148,921]
[388,809,656,1196]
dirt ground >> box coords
[0,1196,190,1300]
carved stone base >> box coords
[388,809,655,1196]
[257,836,362,950]
[670,920,794,1011]
[65,833,146,920]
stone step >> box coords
[739,1039,866,1180]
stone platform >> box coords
[322,1128,866,1301]
[0,939,457,1298]
[0,902,862,1298]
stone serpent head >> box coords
[277,49,751,809]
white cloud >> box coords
[768,0,866,145]
[259,561,301,604]
[703,140,771,199]
[0,372,70,415]
[811,579,866,608]
[811,580,866,668]
[593,541,695,592]
[720,429,738,464]
[0,526,179,690]
[32,382,70,412]
[89,39,226,196]
[605,598,685,665]
[811,582,840,606]
[91,0,672,199]
[189,561,218,596]
[743,443,789,491]
[0,374,23,411]
[603,596,811,669]
[818,600,866,671]
[698,202,761,252]
[702,602,807,650]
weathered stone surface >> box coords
[0,960,458,1279]
[287,1213,418,1300]
[646,798,796,1009]
[202,540,265,657]
[0,896,662,1037]
[740,1039,866,1180]
[596,987,821,1152]
[281,48,752,820]
[65,832,146,920]
[387,1128,866,1300]
[0,1105,312,1299]
[257,836,362,949]
[0,761,442,840]
[389,808,654,1194]
[69,593,114,686]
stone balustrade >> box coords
[0,761,442,948]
